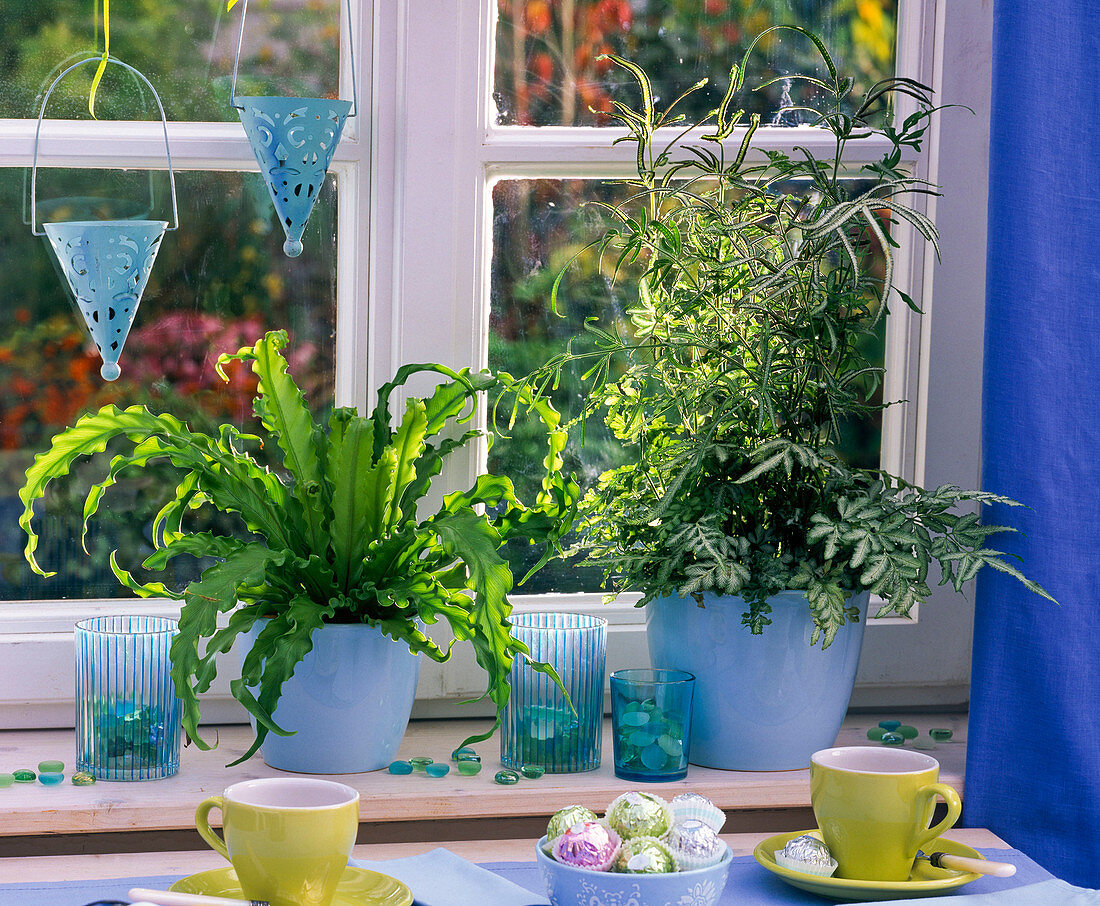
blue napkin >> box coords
[846,878,1100,905]
[354,848,550,906]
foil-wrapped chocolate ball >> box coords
[547,805,599,841]
[776,833,837,877]
[553,820,621,872]
[613,836,677,874]
[606,791,672,841]
[666,819,726,870]
[670,792,726,833]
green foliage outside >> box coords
[19,331,579,760]
[0,1,342,600]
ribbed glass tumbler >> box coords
[75,615,183,780]
[501,612,607,773]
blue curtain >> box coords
[966,0,1100,886]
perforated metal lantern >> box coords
[32,57,178,382]
[230,0,357,257]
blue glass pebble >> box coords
[38,772,64,786]
[388,760,414,775]
[451,746,477,762]
[881,731,905,746]
[425,763,450,778]
[878,720,901,731]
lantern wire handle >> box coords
[31,55,178,236]
[229,0,358,118]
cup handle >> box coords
[195,795,229,861]
[913,782,962,853]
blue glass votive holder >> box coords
[501,612,606,773]
[610,668,695,782]
[75,616,183,781]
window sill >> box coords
[0,713,966,856]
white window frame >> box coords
[0,0,994,727]
[0,1,372,727]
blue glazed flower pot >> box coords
[243,621,421,773]
[646,591,868,771]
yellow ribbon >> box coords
[227,0,239,9]
[88,0,109,118]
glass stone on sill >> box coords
[520,765,545,780]
[38,772,64,786]
[38,760,64,773]
[0,774,14,788]
[880,732,905,746]
[13,770,35,783]
[494,769,520,785]
[867,727,886,741]
[451,746,478,762]
[878,720,901,731]
[409,756,434,772]
[913,738,936,751]
[388,760,414,775]
[457,760,482,776]
[71,772,97,786]
[898,725,918,739]
[930,728,954,742]
[425,763,450,778]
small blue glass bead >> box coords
[451,746,477,762]
[881,731,905,746]
[878,720,901,731]
[388,760,414,775]
[38,772,64,786]
[425,763,450,778]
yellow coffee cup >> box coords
[810,746,962,882]
[195,777,359,906]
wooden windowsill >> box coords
[0,713,966,857]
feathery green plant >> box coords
[20,330,578,762]
[524,27,1052,645]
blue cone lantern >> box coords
[235,97,351,257]
[32,56,178,382]
[230,0,357,257]
[42,221,167,381]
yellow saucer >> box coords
[169,864,413,906]
[754,830,985,902]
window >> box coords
[1,0,993,726]
[0,0,366,725]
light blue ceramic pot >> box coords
[243,621,421,773]
[646,590,869,771]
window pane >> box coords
[494,0,897,126]
[0,0,342,121]
[488,177,885,593]
[0,168,336,600]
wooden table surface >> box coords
[0,713,967,843]
[2,829,1008,884]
